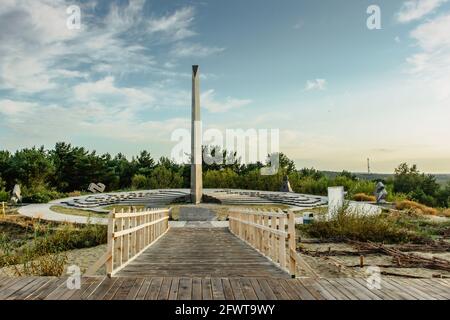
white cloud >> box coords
[397,0,447,23]
[0,99,37,116]
[201,89,252,113]
[305,79,327,91]
[73,76,154,108]
[171,42,225,58]
[148,6,196,40]
[407,14,450,101]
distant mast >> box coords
[191,65,203,204]
[367,158,371,174]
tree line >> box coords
[0,142,449,207]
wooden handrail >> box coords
[112,216,169,238]
[228,209,297,277]
[228,216,288,237]
[88,207,170,277]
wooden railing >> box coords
[228,209,297,277]
[86,207,170,277]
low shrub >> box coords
[21,186,64,204]
[298,207,426,243]
[67,191,82,197]
[395,200,438,216]
[352,193,376,202]
[440,209,450,217]
[0,217,106,276]
[0,190,8,202]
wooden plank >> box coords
[278,216,286,270]
[394,278,443,300]
[106,210,115,276]
[211,278,226,300]
[332,278,374,300]
[249,278,267,300]
[279,279,306,300]
[323,279,358,300]
[344,278,382,300]
[351,278,396,300]
[157,277,172,300]
[375,278,417,300]
[294,279,324,300]
[202,278,213,300]
[388,278,436,300]
[125,278,144,300]
[411,279,449,300]
[229,278,245,300]
[7,278,51,300]
[317,279,349,300]
[192,278,202,300]
[221,278,235,300]
[239,278,258,300]
[26,278,66,300]
[145,277,163,300]
[87,277,118,300]
[418,279,450,299]
[123,217,130,263]
[168,277,180,300]
[113,217,169,238]
[113,208,168,218]
[257,279,277,300]
[112,278,138,300]
[0,277,36,299]
[178,278,193,300]
[67,277,99,300]
[266,278,290,300]
[300,278,335,300]
[228,217,288,237]
[102,278,125,300]
[135,278,152,300]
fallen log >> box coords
[349,241,450,272]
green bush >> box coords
[0,190,8,202]
[131,174,149,190]
[0,178,8,202]
[20,185,64,204]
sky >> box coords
[0,0,450,173]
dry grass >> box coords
[297,206,427,244]
[352,193,376,202]
[395,200,438,216]
[50,205,106,218]
[0,214,106,276]
[103,204,145,212]
[440,209,450,217]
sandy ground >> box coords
[0,244,107,277]
[298,241,450,279]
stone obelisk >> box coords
[191,65,202,204]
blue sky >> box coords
[1,0,450,173]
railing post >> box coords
[287,210,297,278]
[106,208,115,277]
[279,214,286,271]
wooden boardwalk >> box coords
[116,228,290,278]
[1,276,449,300]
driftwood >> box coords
[350,241,450,272]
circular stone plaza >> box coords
[18,188,328,225]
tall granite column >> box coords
[191,65,203,204]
